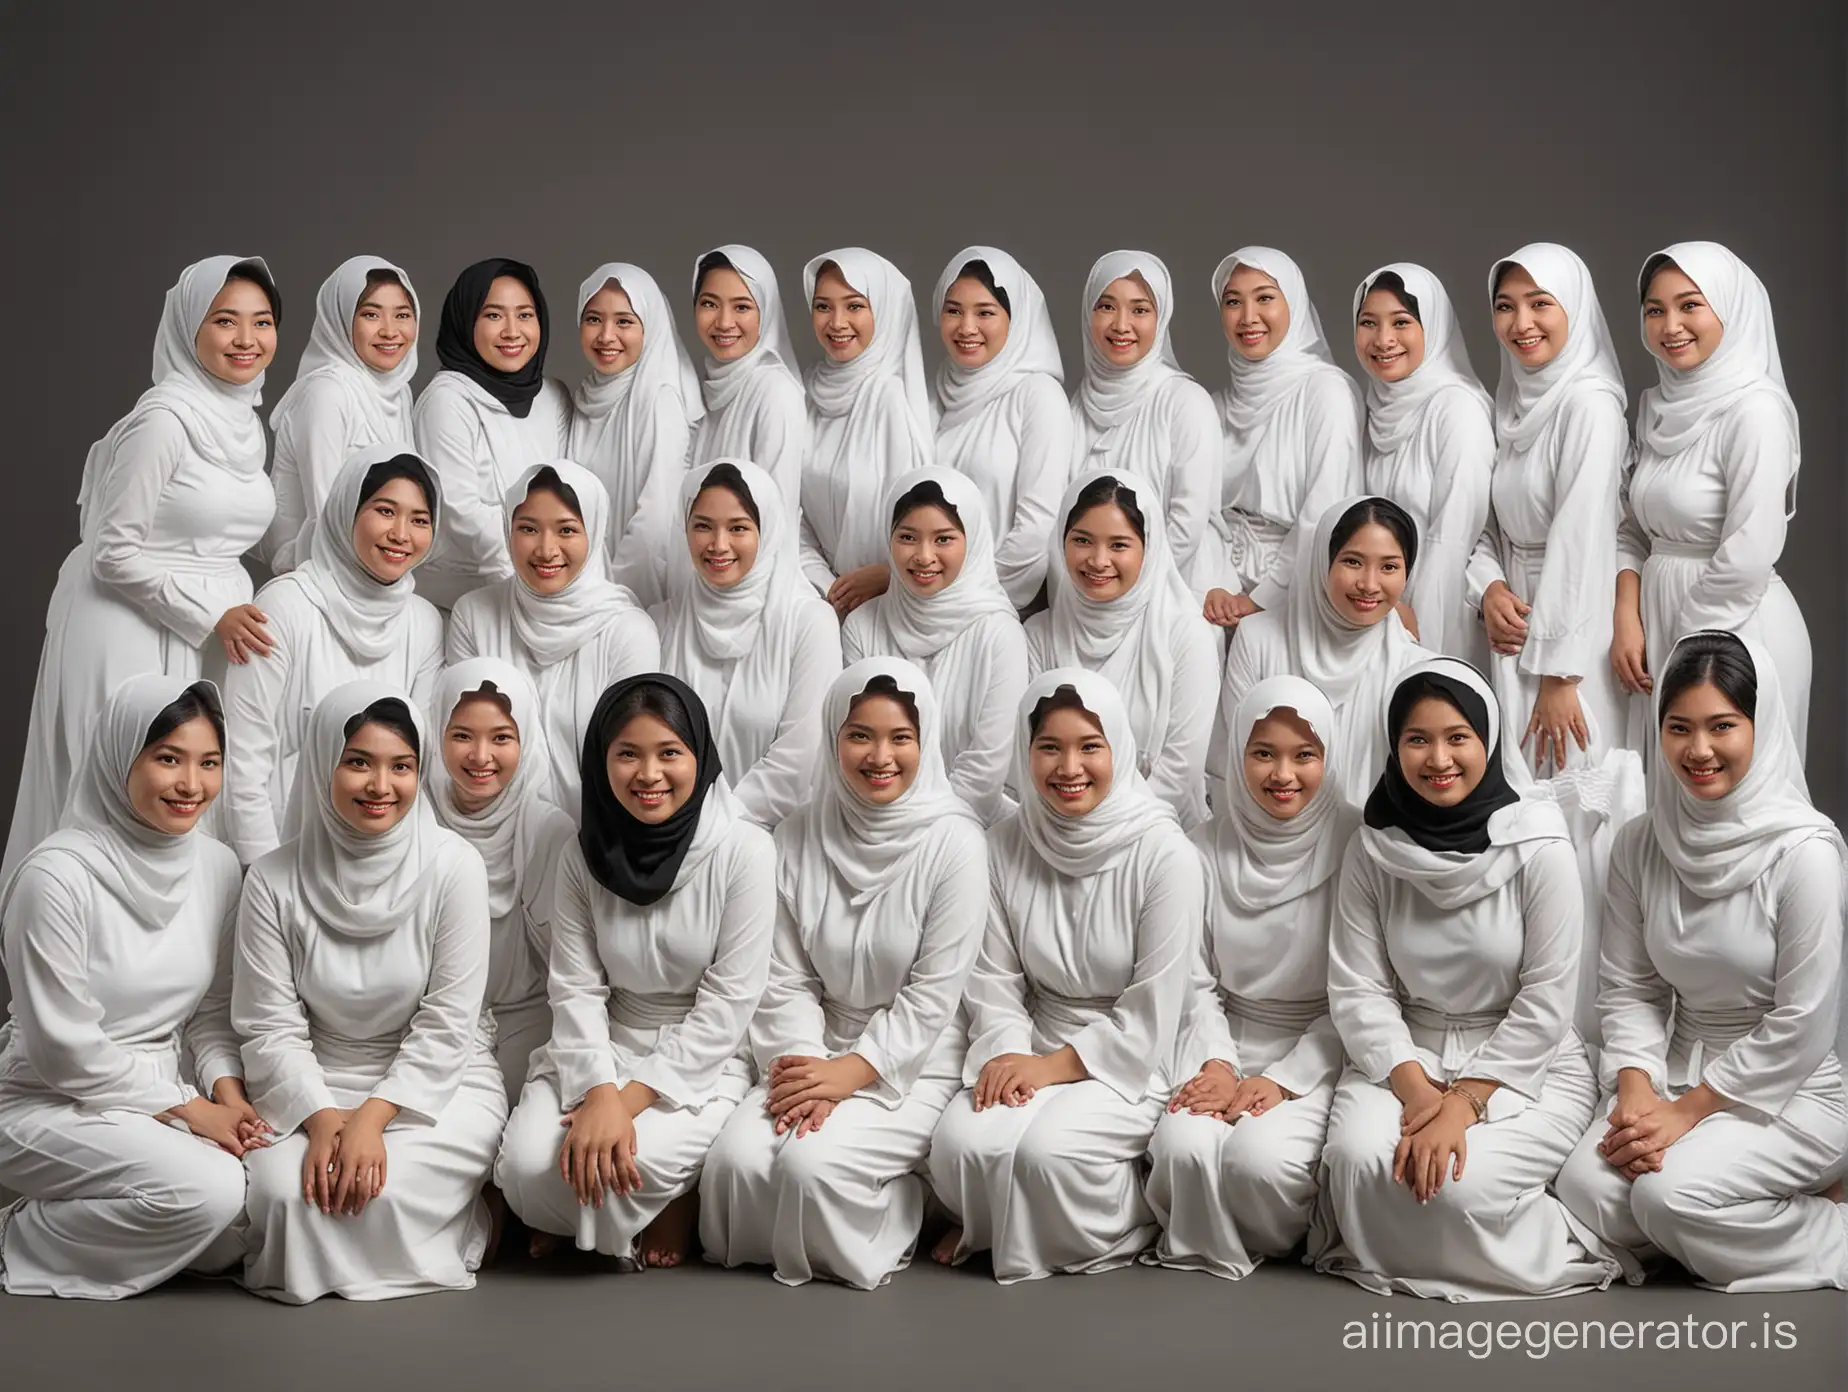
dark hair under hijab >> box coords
[342,697,421,759]
[435,257,550,418]
[578,674,723,906]
[225,257,283,328]
[689,462,760,527]
[1027,683,1100,739]
[848,673,920,729]
[1658,631,1758,725]
[694,251,736,298]
[520,464,583,521]
[1638,253,1682,302]
[142,681,225,753]
[1328,496,1419,576]
[954,259,1011,317]
[1063,475,1147,543]
[1363,668,1517,855]
[1361,270,1420,324]
[890,478,964,533]
[357,453,439,522]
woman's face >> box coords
[1221,264,1291,362]
[812,265,874,364]
[510,486,589,596]
[1354,288,1425,383]
[835,692,921,806]
[472,274,541,374]
[890,504,966,597]
[125,714,223,835]
[1241,710,1326,820]
[1660,679,1754,801]
[1395,695,1488,809]
[606,711,697,824]
[1030,705,1113,818]
[685,485,760,590]
[1643,265,1723,370]
[1324,520,1408,626]
[580,282,644,375]
[1089,274,1158,366]
[350,279,417,373]
[940,274,1010,369]
[351,476,434,584]
[330,721,420,834]
[695,266,761,362]
[1062,501,1144,603]
[1491,264,1569,370]
[442,694,521,813]
[194,278,277,386]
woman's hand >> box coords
[1393,1091,1475,1203]
[775,1098,836,1139]
[1480,580,1531,654]
[764,1053,878,1114]
[558,1084,641,1206]
[1168,1058,1240,1116]
[1523,676,1590,773]
[211,1077,274,1150]
[1393,600,1420,639]
[973,1054,1039,1111]
[215,604,274,664]
[1389,1061,1446,1136]
[300,1108,348,1213]
[332,1102,394,1216]
[826,564,890,619]
[162,1096,252,1157]
[1202,588,1262,629]
[1599,1103,1696,1170]
[1222,1074,1294,1121]
[1611,577,1651,694]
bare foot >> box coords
[930,1226,963,1266]
[1823,1178,1844,1204]
[639,1191,699,1268]
[528,1229,561,1260]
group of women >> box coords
[0,235,1841,1306]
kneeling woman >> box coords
[0,677,262,1299]
[928,669,1200,1283]
[1316,658,1619,1300]
[234,682,507,1303]
[1145,676,1357,1279]
[495,675,775,1268]
[701,658,987,1287]
[1556,632,1848,1292]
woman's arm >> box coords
[960,845,1037,1081]
[181,861,247,1097]
[1676,392,1797,635]
[1519,396,1628,680]
[1414,395,1496,656]
[747,889,831,1075]
[1465,838,1582,1102]
[992,376,1071,608]
[545,845,623,1108]
[1148,619,1216,830]
[1326,842,1419,1082]
[220,586,295,864]
[1593,820,1674,1094]
[1251,374,1364,611]
[232,868,338,1134]
[730,604,843,828]
[1160,382,1222,583]
[946,620,1029,827]
[414,387,510,584]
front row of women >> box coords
[1,629,1843,1303]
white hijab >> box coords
[1285,493,1425,709]
[859,466,1016,660]
[1074,249,1188,442]
[693,244,802,416]
[1013,667,1177,879]
[1488,242,1625,451]
[502,458,646,667]
[1352,262,1492,457]
[802,247,934,430]
[932,245,1064,426]
[277,254,420,445]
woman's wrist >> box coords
[211,1076,250,1106]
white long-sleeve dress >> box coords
[939,377,1071,610]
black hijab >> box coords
[435,258,550,418]
[578,673,723,906]
[1362,668,1518,855]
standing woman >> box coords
[7,255,281,877]
[265,255,420,572]
[448,459,661,815]
[843,467,1029,826]
[688,245,808,514]
[1070,250,1222,595]
[1029,471,1218,829]
[568,262,704,607]
[931,247,1071,609]
[657,459,841,830]
[1352,263,1495,663]
[223,448,445,865]
[413,258,570,610]
[798,247,935,617]
[235,682,507,1303]
[0,676,262,1299]
[700,658,987,1289]
[1145,676,1358,1281]
[1612,242,1811,758]
[928,669,1199,1282]
[1315,657,1618,1300]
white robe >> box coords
[690,373,809,518]
[799,374,935,590]
[938,377,1071,610]
[264,372,416,573]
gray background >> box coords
[0,3,1843,1387]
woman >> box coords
[657,459,840,829]
[7,255,281,877]
[1315,657,1619,1300]
[843,467,1029,825]
[413,258,570,610]
[448,459,661,814]
[568,262,704,607]
[1070,250,1221,595]
[265,255,420,572]
[1556,632,1848,1291]
[798,247,935,617]
[1145,675,1357,1280]
[1468,243,1629,777]
[224,448,444,864]
[701,658,987,1288]
[1352,263,1494,664]
[1200,247,1364,622]
[929,669,1198,1282]
[235,681,506,1302]
[1223,495,1429,808]
[688,245,808,514]
[495,675,775,1269]
[931,247,1071,609]
[428,658,578,1103]
[0,676,261,1298]
[1612,242,1811,759]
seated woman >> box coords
[1315,657,1619,1300]
[0,676,262,1299]
[1145,675,1357,1280]
[495,675,775,1269]
[700,657,987,1288]
[1556,632,1848,1292]
[927,668,1199,1283]
[234,682,507,1303]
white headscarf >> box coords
[502,458,646,667]
[1352,262,1493,457]
[693,244,802,416]
[931,245,1064,426]
[277,254,420,446]
[858,466,1016,660]
[802,248,934,430]
[1286,494,1425,709]
[1487,242,1625,451]
[1074,249,1188,443]
[1013,667,1178,879]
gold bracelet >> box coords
[1443,1083,1487,1122]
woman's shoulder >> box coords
[1154,372,1218,418]
[251,572,318,622]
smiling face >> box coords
[1395,695,1488,809]
[606,710,697,824]
[1063,501,1144,603]
[193,278,277,385]
[890,503,966,597]
[473,274,541,373]
[685,484,760,590]
[125,714,223,834]
[695,266,760,361]
[350,476,434,583]
[1354,287,1425,383]
[1642,264,1723,370]
[835,692,921,806]
[812,264,874,363]
[1221,264,1292,362]
[350,279,417,373]
[580,282,643,375]
[1030,705,1113,818]
[1089,274,1158,366]
[1242,710,1326,820]
[443,694,521,814]
[1324,521,1407,626]
[510,485,589,595]
[330,721,420,834]
[940,274,1010,369]
[1491,264,1568,370]
[1660,680,1754,800]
